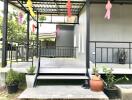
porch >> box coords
[2,57,132,75]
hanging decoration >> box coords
[66,0,72,17]
[55,26,60,37]
[104,0,112,20]
[18,12,23,24]
[27,0,35,17]
[32,24,36,33]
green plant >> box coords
[103,66,129,89]
[19,73,26,90]
[91,67,101,80]
[6,69,20,85]
[93,67,99,75]
[0,10,26,43]
[39,15,46,21]
[27,66,35,75]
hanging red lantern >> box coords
[18,12,23,24]
[32,24,36,33]
[105,0,112,20]
[66,0,72,17]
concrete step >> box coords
[37,75,89,80]
[39,68,87,74]
[18,86,109,100]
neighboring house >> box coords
[39,24,75,57]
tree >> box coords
[0,10,26,43]
[7,11,26,43]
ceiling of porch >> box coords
[9,0,86,16]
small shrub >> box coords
[18,73,26,90]
[6,69,19,85]
[27,66,35,75]
[103,66,129,89]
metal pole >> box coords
[82,0,90,89]
[86,0,90,75]
[129,42,131,69]
[95,42,96,68]
[10,41,13,69]
[2,0,8,67]
[36,11,39,57]
[26,12,30,61]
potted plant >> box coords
[26,65,36,88]
[103,66,129,99]
[6,69,19,93]
[118,49,127,64]
[90,67,104,92]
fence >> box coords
[90,41,132,68]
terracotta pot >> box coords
[90,79,104,92]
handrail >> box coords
[33,41,41,87]
[90,41,132,43]
[41,46,78,48]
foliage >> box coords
[91,67,101,80]
[7,12,26,43]
[39,15,46,21]
[92,67,99,75]
[18,73,26,89]
[7,19,26,42]
[0,10,26,43]
[6,69,20,85]
[26,66,36,75]
[103,66,129,89]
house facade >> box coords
[74,4,132,68]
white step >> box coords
[39,68,87,74]
[37,75,89,80]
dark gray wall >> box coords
[56,25,74,47]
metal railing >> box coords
[33,41,41,87]
[6,41,77,63]
[90,41,132,68]
[7,42,35,62]
[40,46,77,58]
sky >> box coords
[0,1,3,10]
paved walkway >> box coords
[18,85,108,100]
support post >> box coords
[86,0,90,76]
[83,0,90,88]
[26,12,30,61]
[95,42,96,68]
[77,14,79,23]
[36,11,39,57]
[129,42,131,69]
[2,0,8,67]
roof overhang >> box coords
[9,0,86,16]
